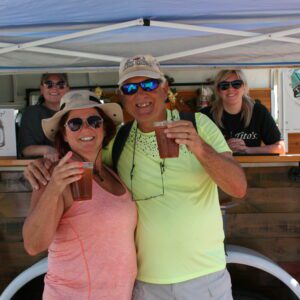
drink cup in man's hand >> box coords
[154,121,179,159]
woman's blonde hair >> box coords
[210,69,254,128]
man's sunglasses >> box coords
[65,115,103,132]
[43,80,67,89]
[120,79,161,95]
[218,80,244,91]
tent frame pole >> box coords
[0,18,299,65]
[0,19,143,55]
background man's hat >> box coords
[40,73,69,85]
[42,90,123,141]
[118,54,164,85]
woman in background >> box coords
[18,73,70,161]
[201,69,285,154]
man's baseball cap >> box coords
[118,54,164,85]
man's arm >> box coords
[194,144,246,198]
[166,120,247,198]
[22,145,59,162]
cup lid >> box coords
[82,162,94,169]
[153,120,174,127]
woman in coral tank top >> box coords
[23,90,137,300]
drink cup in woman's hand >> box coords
[71,162,93,201]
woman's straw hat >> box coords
[42,90,123,141]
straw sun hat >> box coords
[42,90,123,141]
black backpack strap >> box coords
[179,111,197,132]
[112,121,134,172]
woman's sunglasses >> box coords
[43,80,67,89]
[218,80,244,91]
[120,79,161,95]
[65,115,103,132]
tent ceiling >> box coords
[0,0,300,73]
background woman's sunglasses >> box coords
[65,115,103,132]
[43,80,67,89]
[120,79,161,95]
[218,80,244,91]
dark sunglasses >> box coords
[43,80,67,89]
[218,80,244,91]
[120,79,161,95]
[65,115,103,132]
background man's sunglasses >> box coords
[218,80,244,91]
[65,115,103,132]
[43,80,67,89]
[120,79,161,95]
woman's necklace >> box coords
[92,146,104,182]
[93,167,104,182]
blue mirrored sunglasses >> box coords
[120,79,161,95]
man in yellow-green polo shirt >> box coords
[104,55,247,300]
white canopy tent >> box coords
[0,0,300,73]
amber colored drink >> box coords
[71,162,93,201]
[154,121,179,159]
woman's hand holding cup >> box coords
[46,151,85,197]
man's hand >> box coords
[43,146,59,163]
[164,120,204,155]
[24,158,53,191]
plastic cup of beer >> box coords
[71,162,93,201]
[154,121,179,159]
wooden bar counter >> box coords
[0,158,45,294]
[225,154,300,297]
[235,154,300,165]
[0,155,299,295]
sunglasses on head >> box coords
[218,80,244,91]
[65,115,103,132]
[43,80,67,89]
[120,79,161,95]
